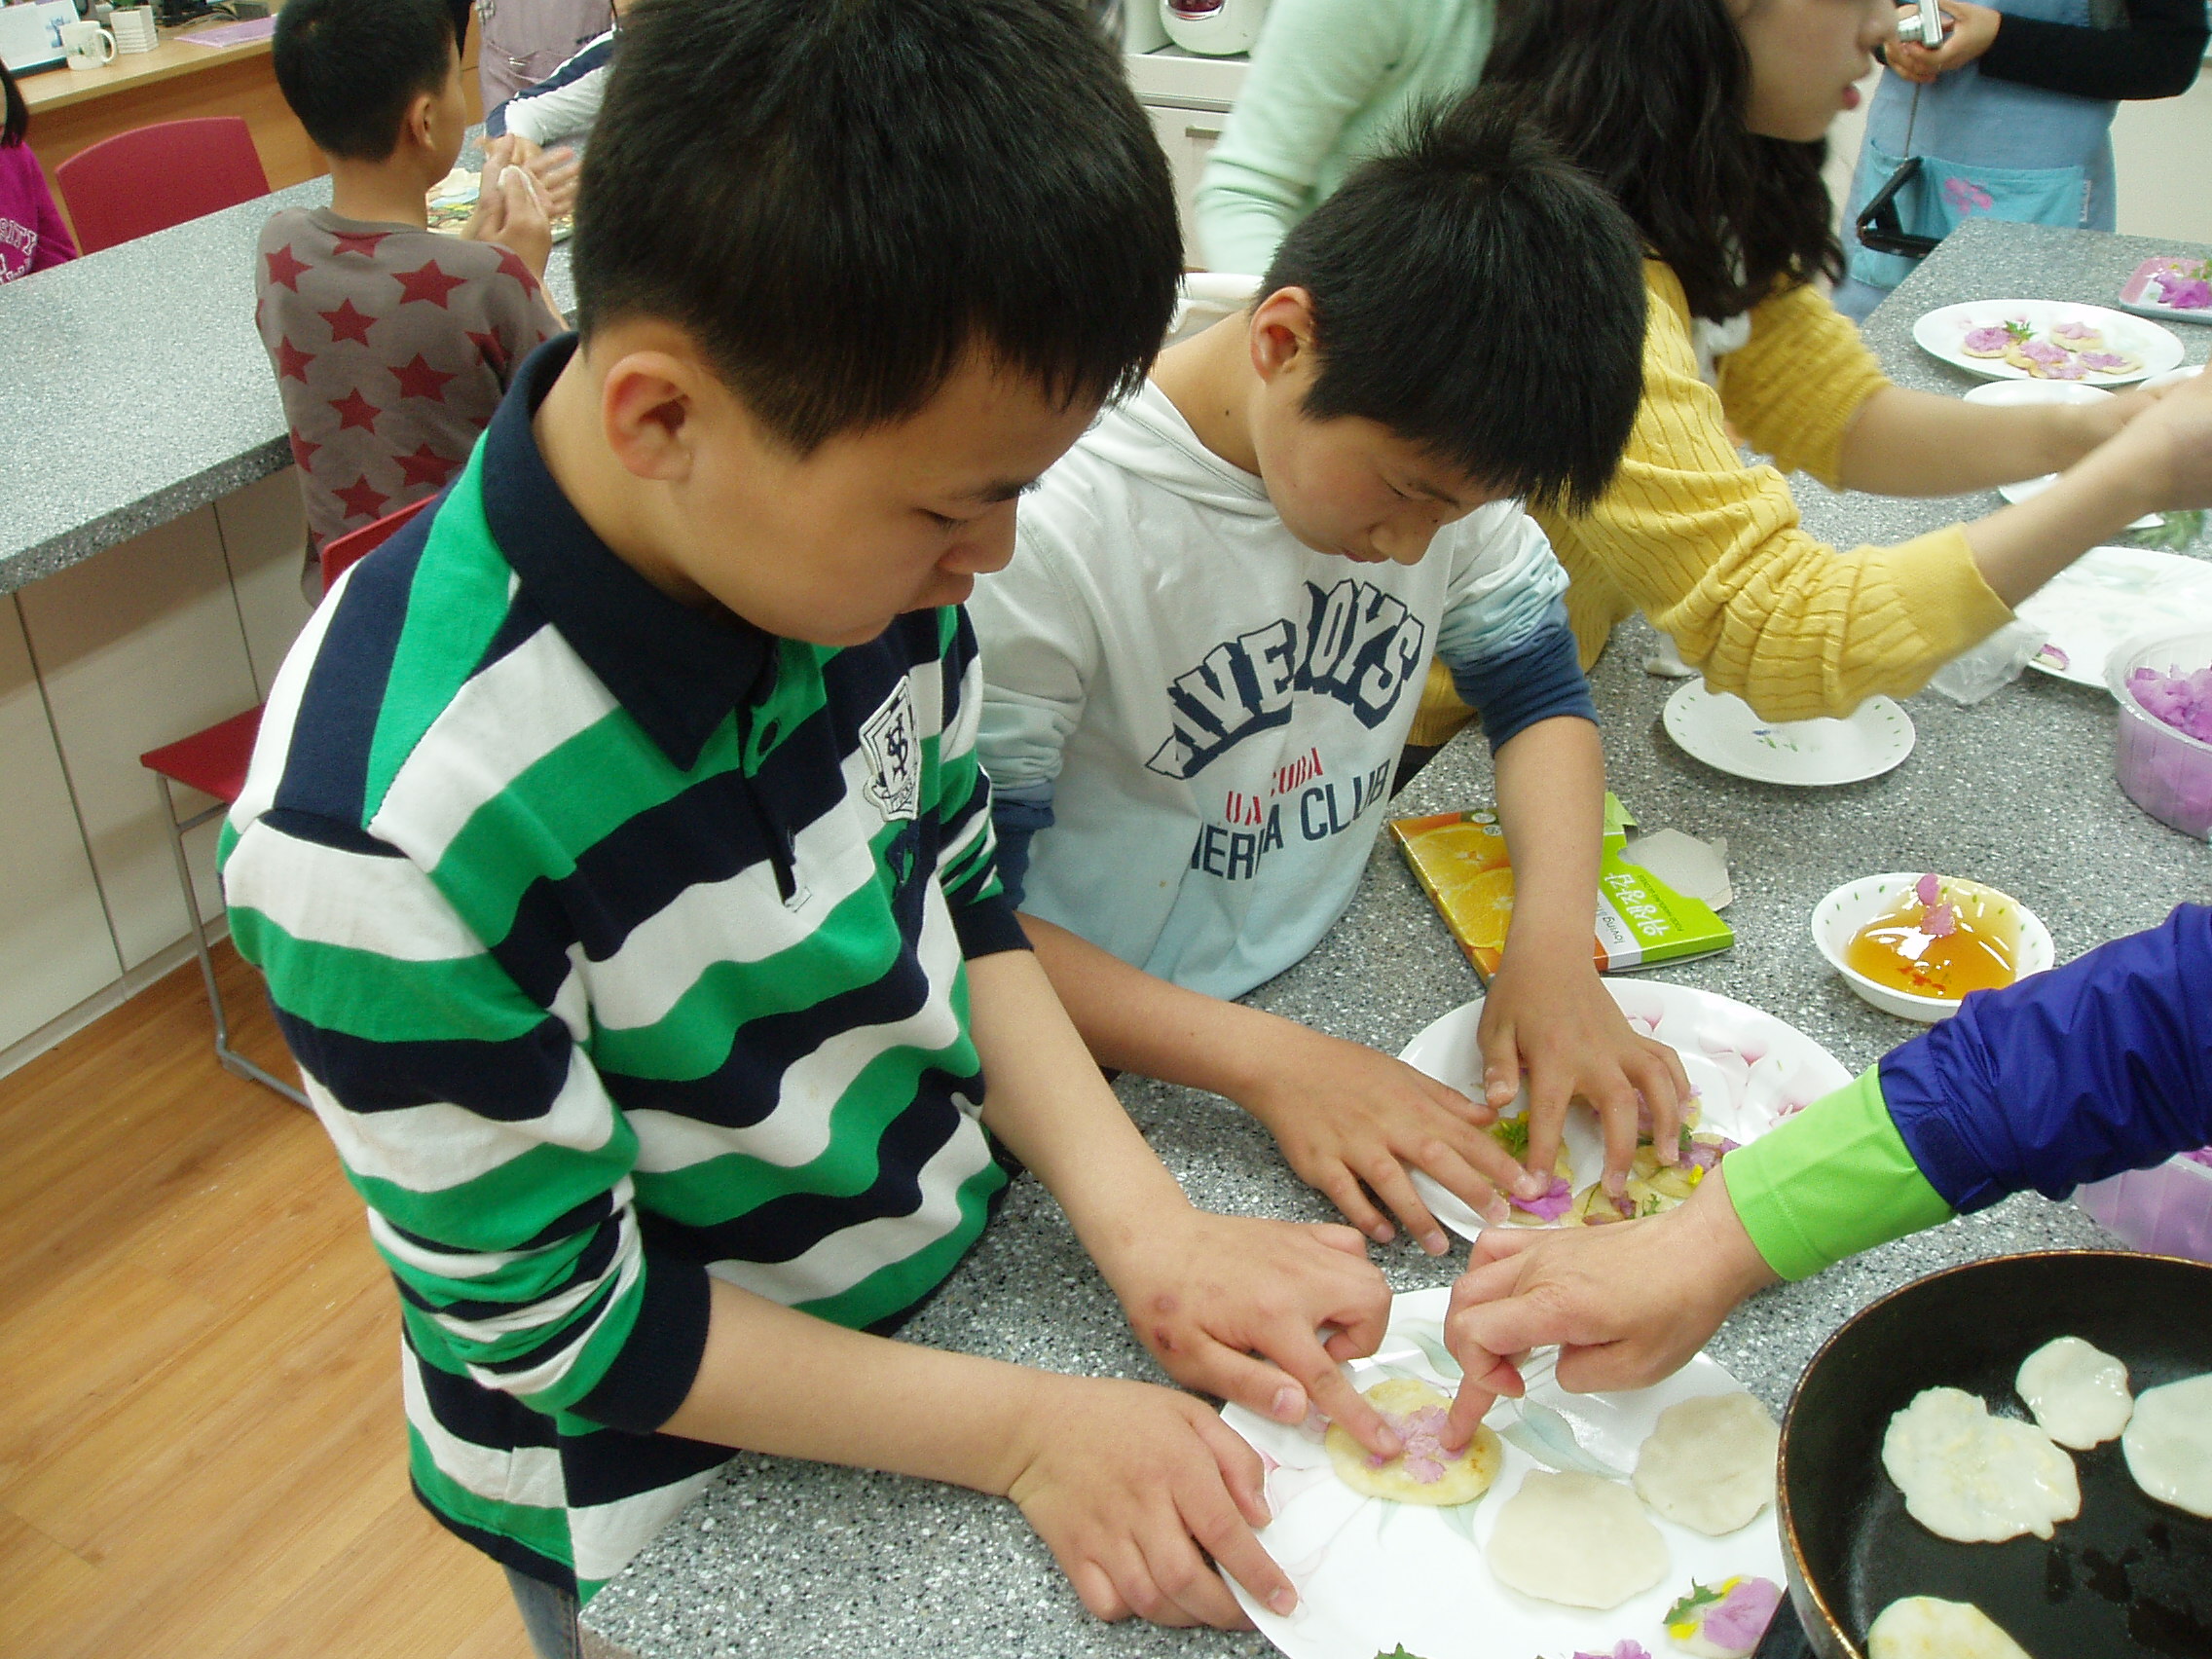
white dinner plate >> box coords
[1402,978,1852,1243]
[2014,544,2212,687]
[1958,380,2163,529]
[1222,1286,1788,1659]
[1663,682,1915,786]
[1913,299,2183,385]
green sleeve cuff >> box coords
[1722,1067,1956,1281]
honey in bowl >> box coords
[1845,874,2021,1001]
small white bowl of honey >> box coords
[1812,872,2054,1022]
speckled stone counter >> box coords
[578,223,2212,1658]
[0,172,578,595]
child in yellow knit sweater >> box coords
[1407,0,2212,745]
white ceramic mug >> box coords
[61,18,118,68]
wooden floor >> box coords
[0,942,535,1659]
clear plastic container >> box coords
[2106,626,2212,841]
[2076,1154,2212,1264]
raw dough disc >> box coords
[1486,1469,1670,1609]
[1867,1596,2033,1659]
[1324,1377,1502,1506]
[2121,1372,2212,1519]
[1880,1386,2080,1543]
[2016,1336,2132,1449]
[1633,1390,1781,1535]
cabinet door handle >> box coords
[1184,124,1223,140]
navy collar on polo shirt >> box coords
[479,335,775,774]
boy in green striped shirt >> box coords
[219,1,1408,1648]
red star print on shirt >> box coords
[393,259,468,308]
[330,230,389,259]
[320,298,378,347]
[491,248,540,292]
[330,388,382,433]
[265,243,312,291]
[467,330,511,375]
[332,476,389,522]
[393,444,457,488]
[273,337,315,384]
[289,431,320,472]
[390,353,458,403]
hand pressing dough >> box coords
[1486,1469,1670,1609]
[1881,1387,2080,1543]
[1867,1596,2033,1659]
[1325,1378,1502,1506]
[2121,1372,2212,1519]
[1633,1391,1780,1535]
[2016,1336,2133,1449]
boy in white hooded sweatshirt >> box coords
[971,101,1692,1255]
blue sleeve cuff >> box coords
[484,99,509,138]
[1444,603,1599,755]
[988,794,1055,910]
[950,889,1033,960]
[1881,904,2212,1212]
[570,1248,710,1432]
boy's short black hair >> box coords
[1261,97,1648,515]
[572,0,1182,454]
[273,0,456,164]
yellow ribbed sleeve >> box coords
[1408,261,2017,744]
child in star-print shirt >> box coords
[257,0,565,556]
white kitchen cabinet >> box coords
[1147,102,1230,264]
[1128,46,1248,268]
[214,467,314,701]
[0,598,124,1051]
[17,506,264,972]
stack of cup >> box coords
[110,6,159,52]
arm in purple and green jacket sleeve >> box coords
[1725,903,2212,1280]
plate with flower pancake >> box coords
[1402,979,1852,1244]
[1220,1286,1788,1659]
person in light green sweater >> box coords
[1192,0,1494,275]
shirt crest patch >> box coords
[860,681,921,822]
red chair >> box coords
[55,117,271,254]
[139,496,432,1106]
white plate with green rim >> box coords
[2014,545,2212,688]
[1662,682,1915,787]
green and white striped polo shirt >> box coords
[220,337,1026,1599]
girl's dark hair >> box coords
[3,58,27,149]
[1480,0,1843,320]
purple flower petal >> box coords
[1923,903,1958,939]
[1915,872,1941,907]
[1703,1578,1785,1653]
[1510,1175,1575,1221]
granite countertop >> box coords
[577,220,2212,1659]
[0,164,577,596]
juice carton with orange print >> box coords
[1388,795,1734,982]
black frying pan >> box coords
[1777,1251,2212,1659]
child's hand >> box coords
[1005,1374,1293,1627]
[1236,1023,1525,1254]
[1438,1168,1777,1450]
[1099,1206,1404,1459]
[1476,947,1690,1198]
[498,133,581,222]
[472,161,555,280]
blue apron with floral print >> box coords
[1840,0,2118,301]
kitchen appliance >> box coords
[0,0,84,76]
[1159,0,1268,56]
